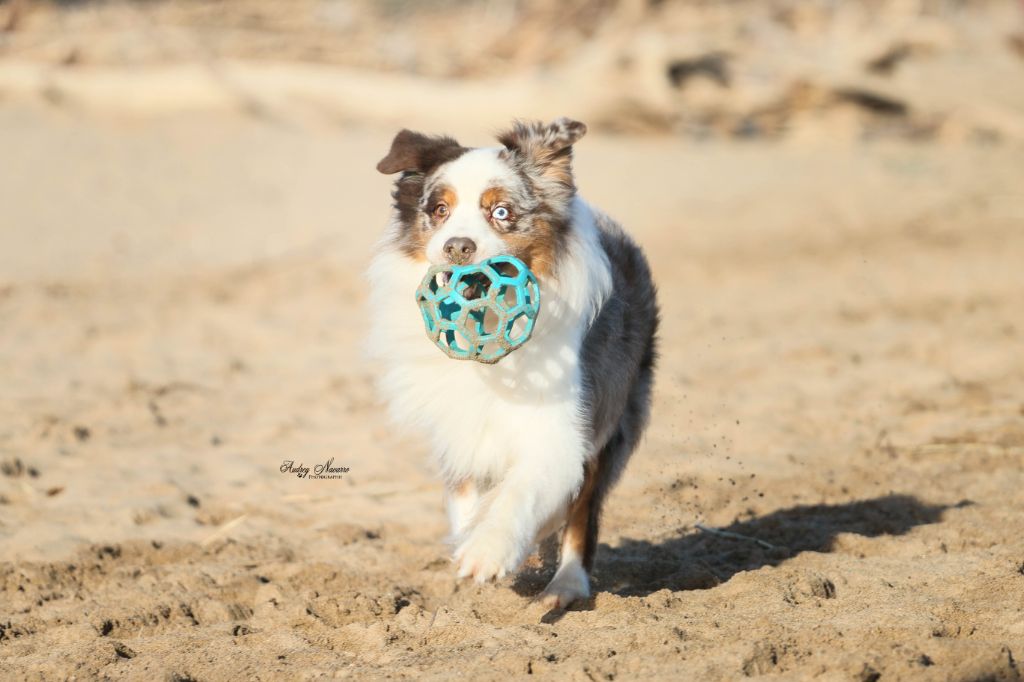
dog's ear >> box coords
[376,129,466,175]
[497,117,587,187]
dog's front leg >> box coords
[453,419,586,583]
[444,478,479,542]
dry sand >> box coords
[1,103,1022,680]
[2,1,1024,680]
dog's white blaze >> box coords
[425,148,515,265]
[366,194,613,574]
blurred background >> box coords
[2,0,1023,137]
[2,2,1024,680]
[1,0,1022,279]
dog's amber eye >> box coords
[433,204,449,218]
[491,206,510,221]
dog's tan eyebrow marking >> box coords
[480,186,508,208]
[426,186,458,210]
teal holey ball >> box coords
[415,255,541,364]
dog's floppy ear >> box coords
[497,117,587,188]
[376,129,466,175]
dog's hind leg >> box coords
[540,363,654,609]
[538,458,600,609]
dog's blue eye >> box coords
[492,206,510,221]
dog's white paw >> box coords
[453,525,522,583]
[539,563,590,609]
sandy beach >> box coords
[2,1,1023,679]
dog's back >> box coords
[571,207,660,571]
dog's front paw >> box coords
[539,564,590,609]
[453,525,523,583]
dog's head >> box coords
[376,117,587,277]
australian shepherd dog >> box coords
[366,117,658,608]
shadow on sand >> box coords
[514,494,966,620]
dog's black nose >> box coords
[443,237,477,264]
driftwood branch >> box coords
[695,523,776,550]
